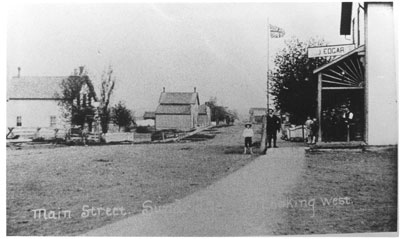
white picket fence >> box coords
[6,127,152,144]
[102,132,151,143]
[7,127,67,140]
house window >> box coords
[82,94,87,106]
[50,116,57,127]
[16,116,22,126]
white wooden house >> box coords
[155,88,200,131]
[7,69,98,131]
[197,104,211,127]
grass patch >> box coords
[274,148,397,235]
[7,125,257,236]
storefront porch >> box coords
[313,45,366,145]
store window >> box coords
[16,116,22,126]
[50,116,57,127]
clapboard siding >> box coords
[155,115,193,130]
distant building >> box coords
[143,111,156,120]
[135,111,156,128]
[7,68,98,130]
[197,104,211,127]
[249,107,267,123]
[155,87,200,131]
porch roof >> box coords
[313,45,365,74]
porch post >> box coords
[317,73,322,142]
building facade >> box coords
[7,76,67,129]
[198,104,211,127]
[7,71,98,131]
[249,108,267,123]
[364,2,397,145]
[314,2,397,146]
[155,88,200,131]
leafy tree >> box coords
[226,109,239,125]
[206,97,234,125]
[99,66,116,133]
[231,110,239,120]
[57,66,96,129]
[270,37,330,124]
[112,101,134,132]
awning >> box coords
[314,45,366,143]
[314,45,365,89]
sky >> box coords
[7,2,351,117]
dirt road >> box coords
[83,140,306,236]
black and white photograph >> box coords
[4,0,398,236]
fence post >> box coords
[35,127,41,139]
[54,128,59,143]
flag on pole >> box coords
[269,24,285,38]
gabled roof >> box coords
[155,105,192,115]
[159,92,199,105]
[7,76,66,99]
[7,75,98,101]
[198,104,209,115]
[249,107,267,114]
[143,111,156,119]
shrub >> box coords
[136,126,151,133]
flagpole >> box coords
[267,17,270,113]
[266,18,270,152]
[260,18,270,154]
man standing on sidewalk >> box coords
[267,109,281,148]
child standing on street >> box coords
[242,123,254,154]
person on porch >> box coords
[342,107,354,141]
[327,108,340,141]
[310,117,319,144]
[305,116,313,143]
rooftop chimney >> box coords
[79,66,85,75]
[194,87,196,93]
[17,67,21,78]
[163,87,165,92]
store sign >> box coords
[308,44,355,58]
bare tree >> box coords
[99,66,116,133]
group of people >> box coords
[242,109,281,154]
[321,106,354,142]
[305,105,355,143]
[242,103,357,153]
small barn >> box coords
[197,104,211,127]
[155,88,200,131]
